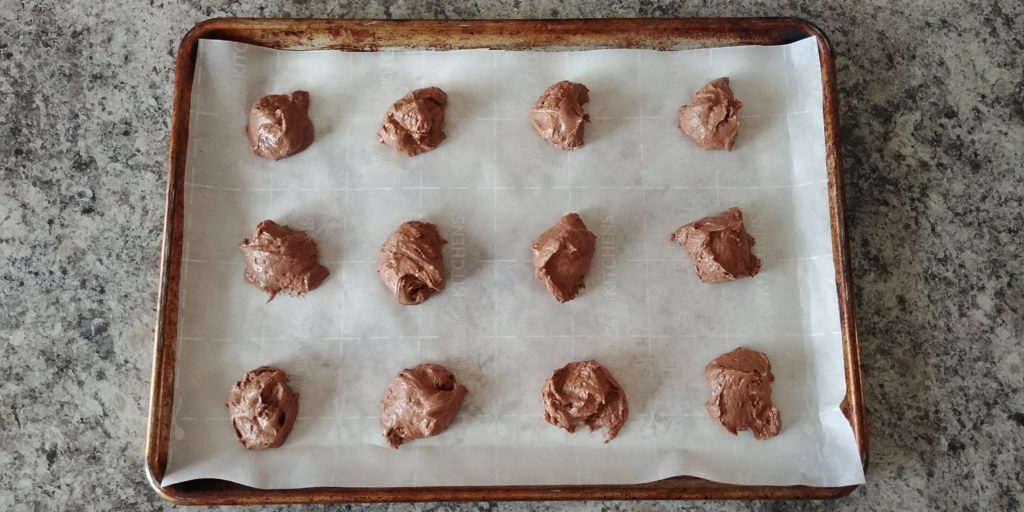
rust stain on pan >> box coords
[146,17,865,504]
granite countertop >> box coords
[1,1,1021,510]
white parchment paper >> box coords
[163,37,865,488]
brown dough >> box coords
[245,91,315,160]
[542,360,628,442]
[226,366,300,449]
[705,347,782,440]
[531,213,597,303]
[380,363,468,448]
[378,87,448,156]
[669,207,761,283]
[239,219,330,300]
[529,81,591,150]
[677,77,743,151]
[378,221,447,305]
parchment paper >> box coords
[162,37,865,488]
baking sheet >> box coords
[162,36,865,489]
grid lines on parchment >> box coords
[166,41,855,489]
[707,46,743,483]
[490,49,501,484]
[167,44,204,472]
[783,42,830,486]
[637,49,661,462]
[564,51,581,486]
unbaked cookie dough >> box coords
[531,213,597,303]
[245,91,315,160]
[677,77,743,151]
[669,207,761,283]
[227,366,299,450]
[380,363,468,448]
[378,87,448,156]
[529,81,591,150]
[238,219,330,300]
[378,221,447,305]
[705,347,781,440]
[542,360,628,442]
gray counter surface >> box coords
[1,1,1021,510]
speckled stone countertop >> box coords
[1,1,1021,510]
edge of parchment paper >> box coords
[146,17,866,504]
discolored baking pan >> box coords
[147,17,866,504]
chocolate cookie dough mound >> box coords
[239,219,330,300]
[227,366,299,449]
[542,360,628,442]
[531,213,597,303]
[378,87,448,156]
[246,90,315,160]
[378,221,447,305]
[705,347,781,440]
[529,81,591,150]
[677,77,743,151]
[380,363,468,448]
[669,207,760,283]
